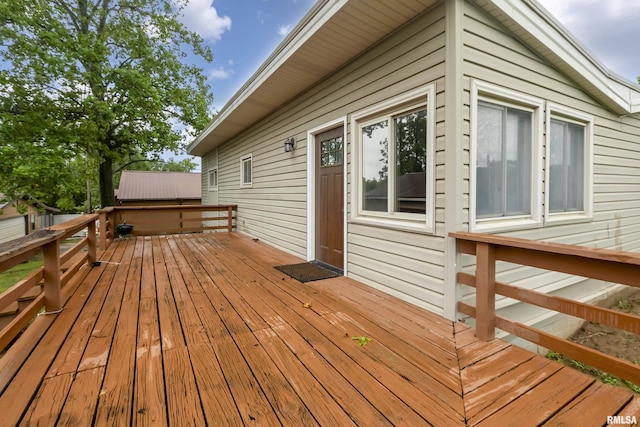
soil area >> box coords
[568,291,640,365]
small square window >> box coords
[240,154,252,187]
[208,168,218,190]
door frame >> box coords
[306,117,348,274]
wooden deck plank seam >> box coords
[2,233,638,426]
[185,234,465,426]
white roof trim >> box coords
[188,0,347,154]
[190,0,640,157]
[487,0,640,114]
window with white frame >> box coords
[352,86,435,231]
[471,81,543,231]
[240,154,252,187]
[476,101,533,218]
[546,105,592,221]
[208,168,218,190]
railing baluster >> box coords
[88,220,97,264]
[42,239,62,312]
[475,241,496,340]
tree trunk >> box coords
[99,158,115,207]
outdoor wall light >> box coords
[284,137,296,152]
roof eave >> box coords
[480,0,640,115]
[187,0,342,156]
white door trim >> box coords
[306,117,348,273]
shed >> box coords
[115,171,201,206]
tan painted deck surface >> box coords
[0,233,638,426]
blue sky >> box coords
[175,0,640,167]
[178,0,316,113]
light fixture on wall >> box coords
[284,137,296,152]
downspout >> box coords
[443,0,465,321]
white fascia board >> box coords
[188,0,348,154]
[488,0,640,114]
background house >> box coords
[115,170,201,206]
[188,0,640,348]
[0,194,57,244]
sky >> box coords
[174,0,640,167]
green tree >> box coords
[0,0,213,208]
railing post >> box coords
[227,206,233,232]
[99,210,107,250]
[43,239,62,312]
[88,219,97,264]
[475,242,496,340]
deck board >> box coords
[1,232,638,425]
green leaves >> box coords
[351,336,372,347]
[0,0,214,209]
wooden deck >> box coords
[0,233,638,426]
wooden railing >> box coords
[450,231,640,384]
[0,205,237,355]
[98,204,237,249]
[0,214,98,352]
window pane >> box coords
[549,119,584,213]
[505,108,531,216]
[476,102,532,218]
[395,109,427,214]
[567,123,585,211]
[476,104,504,217]
[321,136,343,166]
[362,120,388,212]
[242,158,251,184]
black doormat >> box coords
[275,262,339,283]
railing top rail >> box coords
[0,214,98,266]
[0,230,62,265]
[49,213,99,235]
[100,204,237,212]
[449,231,640,266]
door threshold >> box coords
[311,260,343,276]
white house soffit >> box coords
[188,0,437,156]
[478,0,640,115]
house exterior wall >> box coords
[459,2,640,344]
[211,3,450,315]
[0,216,26,243]
[0,203,50,243]
[198,0,640,327]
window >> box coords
[352,86,435,232]
[361,108,427,214]
[208,168,218,190]
[471,81,543,231]
[240,154,252,187]
[320,136,343,166]
[476,101,533,218]
[549,120,584,212]
[545,104,593,223]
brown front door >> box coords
[315,127,344,270]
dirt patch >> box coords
[549,291,640,392]
[569,291,640,365]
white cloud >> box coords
[178,0,231,41]
[278,24,292,36]
[210,67,233,79]
[537,0,640,81]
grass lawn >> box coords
[0,259,43,293]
